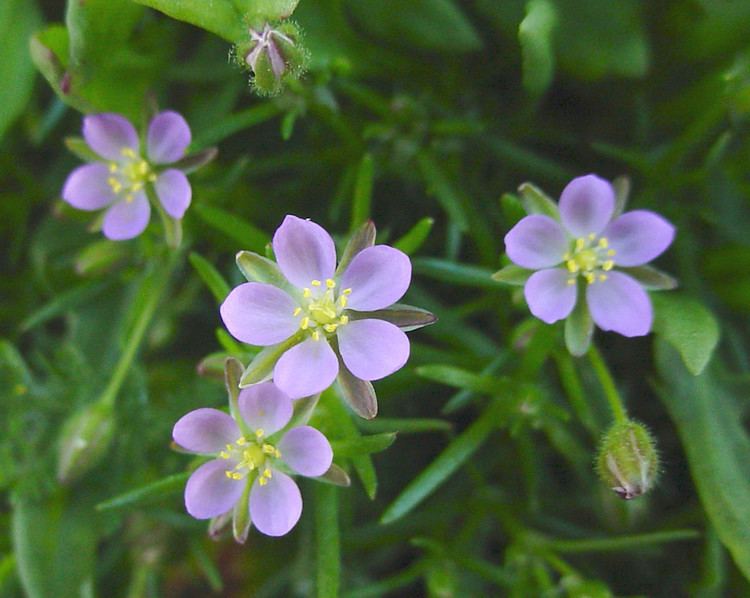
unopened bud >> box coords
[57,401,115,484]
[595,420,658,500]
[238,21,307,95]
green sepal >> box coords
[518,181,560,219]
[316,464,351,487]
[171,147,218,174]
[235,250,287,286]
[491,264,532,286]
[74,239,129,276]
[337,219,376,276]
[239,334,302,387]
[565,291,594,357]
[57,401,116,485]
[224,357,245,427]
[612,175,631,218]
[619,265,678,290]
[64,136,101,162]
[232,480,252,544]
[336,357,377,419]
[349,303,437,332]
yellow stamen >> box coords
[324,323,338,333]
[598,237,609,248]
[566,260,579,273]
[567,279,576,286]
[584,272,596,284]
[109,162,118,173]
[588,233,596,240]
[125,193,134,203]
[121,147,137,159]
[300,317,310,330]
[303,288,311,298]
[607,249,616,257]
[575,238,585,251]
[599,274,608,282]
[262,443,276,455]
[326,278,336,289]
[311,279,321,287]
[219,451,230,459]
[339,315,349,325]
[293,307,302,316]
[311,330,320,341]
[602,260,614,271]
[236,436,247,446]
[343,288,352,295]
[255,429,265,439]
[339,295,348,308]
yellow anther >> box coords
[255,429,265,438]
[311,279,322,287]
[107,177,122,193]
[131,182,143,192]
[300,317,310,330]
[598,237,609,248]
[303,288,312,298]
[109,162,118,173]
[225,471,233,478]
[226,443,233,451]
[326,278,336,289]
[339,315,349,325]
[599,274,608,282]
[566,260,579,273]
[219,451,230,459]
[343,288,352,295]
[575,238,585,251]
[588,233,596,240]
[259,477,268,486]
[275,448,281,458]
[562,252,571,261]
[339,295,348,308]
[262,443,276,455]
[232,472,242,480]
[602,260,614,271]
[125,193,134,203]
[121,147,137,159]
[138,161,149,175]
[263,468,272,479]
[607,249,616,257]
[148,173,157,182]
[324,323,338,333]
[311,330,320,341]
[584,272,596,284]
[293,307,302,316]
[236,436,247,446]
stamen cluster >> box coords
[563,233,617,285]
[294,278,351,340]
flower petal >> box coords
[62,163,118,210]
[249,470,302,536]
[340,245,412,311]
[238,382,293,435]
[185,459,245,519]
[273,338,339,399]
[272,215,336,288]
[278,426,333,477]
[147,110,191,164]
[273,337,339,399]
[559,174,615,237]
[337,319,409,381]
[603,210,675,267]
[220,283,299,345]
[155,169,192,219]
[586,271,652,337]
[504,215,568,269]
[83,113,139,161]
[173,408,240,454]
[102,193,150,240]
[524,268,577,324]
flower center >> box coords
[563,233,617,285]
[219,429,281,486]
[107,147,156,203]
[293,278,351,341]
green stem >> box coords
[99,256,177,409]
[545,529,701,554]
[588,345,628,424]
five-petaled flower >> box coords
[62,112,193,240]
[504,174,675,337]
[221,215,413,400]
[173,381,333,537]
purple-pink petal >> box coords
[278,426,333,477]
[504,215,568,269]
[62,163,118,210]
[603,210,675,267]
[586,271,652,337]
[102,193,150,240]
[220,283,299,346]
[340,245,412,311]
[238,382,293,435]
[273,337,339,399]
[173,408,240,454]
[155,169,192,219]
[524,268,577,324]
[272,215,336,288]
[337,319,409,381]
[185,459,244,519]
[249,470,302,536]
[147,111,191,164]
[83,113,139,161]
[559,174,615,238]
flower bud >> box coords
[595,420,659,500]
[238,21,308,95]
[57,401,115,484]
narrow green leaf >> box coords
[652,293,719,375]
[417,364,510,395]
[20,280,114,332]
[413,257,503,289]
[330,433,396,458]
[518,0,557,96]
[133,0,244,42]
[380,401,503,524]
[491,264,532,286]
[315,484,340,598]
[351,154,374,231]
[193,204,270,253]
[547,528,701,554]
[416,153,470,231]
[96,472,190,511]
[564,292,593,357]
[192,103,283,148]
[394,217,434,255]
[189,252,230,303]
[359,418,451,435]
[655,341,750,580]
[189,539,224,592]
[517,182,560,219]
[353,454,377,499]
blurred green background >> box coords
[2,0,750,596]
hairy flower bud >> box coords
[238,21,308,95]
[57,401,115,484]
[595,420,659,500]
